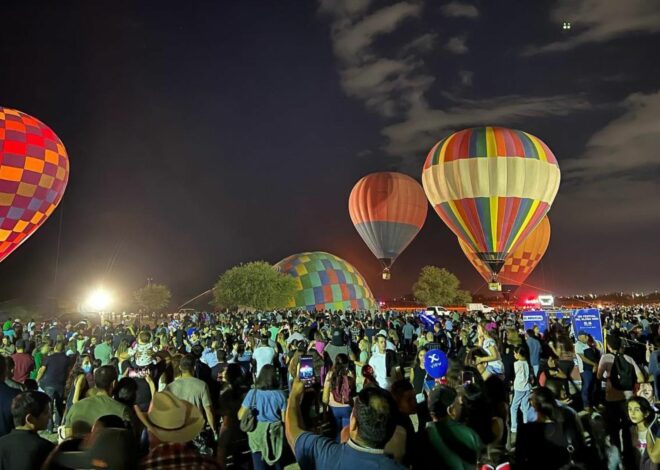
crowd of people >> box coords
[0,306,659,469]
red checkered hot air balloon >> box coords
[459,215,551,294]
[349,172,427,280]
[0,107,69,263]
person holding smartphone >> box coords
[286,375,404,470]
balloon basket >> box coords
[382,269,391,280]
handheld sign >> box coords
[424,349,448,379]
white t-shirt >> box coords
[574,341,589,373]
[513,360,531,391]
[368,351,391,390]
[253,346,276,377]
[371,341,396,353]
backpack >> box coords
[610,353,636,391]
[332,375,353,404]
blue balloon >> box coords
[424,349,448,379]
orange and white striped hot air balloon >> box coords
[349,172,427,280]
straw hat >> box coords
[134,391,204,443]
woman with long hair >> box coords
[115,339,130,363]
[322,353,355,441]
[627,396,658,470]
[410,346,431,396]
[354,338,370,392]
[474,323,504,380]
[63,354,95,412]
[238,364,287,470]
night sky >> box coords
[1,0,659,307]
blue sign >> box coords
[572,309,603,346]
[523,310,548,333]
[424,349,448,379]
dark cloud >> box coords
[445,36,469,54]
[440,2,479,19]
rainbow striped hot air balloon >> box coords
[0,107,69,263]
[349,172,427,280]
[422,127,560,277]
[459,215,551,293]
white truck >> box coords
[425,306,452,318]
[466,303,495,313]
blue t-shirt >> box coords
[294,432,405,470]
[241,389,286,423]
[526,337,541,366]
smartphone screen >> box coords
[299,354,314,387]
[462,370,475,386]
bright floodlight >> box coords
[87,289,112,311]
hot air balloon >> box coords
[275,251,377,311]
[0,107,69,263]
[422,127,560,279]
[459,215,551,294]
[349,172,427,280]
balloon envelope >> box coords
[0,107,69,263]
[424,349,449,379]
[422,127,559,275]
[349,172,427,279]
[459,215,551,291]
[275,251,377,311]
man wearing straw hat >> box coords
[136,391,220,469]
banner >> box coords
[418,311,438,328]
[523,310,548,333]
[572,308,603,347]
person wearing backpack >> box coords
[597,335,645,453]
[322,353,356,441]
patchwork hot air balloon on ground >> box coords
[275,251,377,311]
[349,172,427,280]
[422,127,560,281]
[0,107,69,263]
[459,215,551,293]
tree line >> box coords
[131,262,471,313]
